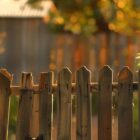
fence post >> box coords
[39,72,53,140]
[0,69,12,140]
[16,73,33,140]
[76,66,92,140]
[98,65,112,140]
[30,89,39,138]
[57,68,72,140]
[118,67,133,140]
[138,70,140,140]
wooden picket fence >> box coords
[0,65,139,140]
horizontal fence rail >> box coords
[10,82,139,95]
[0,66,139,140]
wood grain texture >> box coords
[76,66,92,140]
[118,67,133,140]
[39,72,53,140]
[138,70,140,140]
[0,69,11,140]
[16,73,33,140]
[30,92,39,137]
[98,65,112,140]
[57,68,72,140]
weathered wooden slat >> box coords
[138,70,140,140]
[39,72,53,140]
[98,66,112,140]
[0,69,12,140]
[76,66,92,140]
[118,67,133,140]
[30,92,39,137]
[57,68,72,140]
[16,73,34,140]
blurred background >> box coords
[0,0,140,84]
[0,0,140,139]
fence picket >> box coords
[0,66,137,140]
[98,66,112,140]
[57,68,72,140]
[0,69,11,140]
[16,73,34,140]
[39,72,53,140]
[30,91,39,137]
[118,67,133,140]
[138,70,140,140]
[76,66,92,140]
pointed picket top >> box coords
[100,65,112,76]
[99,65,112,83]
[58,67,72,84]
[118,67,132,83]
[118,66,133,140]
[0,69,12,82]
[59,67,72,75]
[57,67,72,140]
[98,65,112,140]
[76,66,90,84]
[21,72,33,89]
[76,66,92,140]
[77,66,90,74]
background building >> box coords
[0,0,140,84]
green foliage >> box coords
[26,0,140,35]
[136,53,140,68]
[9,96,18,135]
[133,93,139,140]
[47,6,97,35]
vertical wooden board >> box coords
[30,93,39,138]
[76,66,92,140]
[0,69,12,140]
[118,67,133,140]
[16,73,33,140]
[39,72,53,140]
[138,70,140,140]
[98,66,112,140]
[57,68,72,140]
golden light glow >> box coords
[108,23,116,30]
[117,11,124,20]
[0,47,5,54]
[42,0,140,34]
[136,13,140,18]
[43,15,50,23]
[73,23,81,34]
[50,3,57,13]
[70,15,77,23]
[117,1,125,8]
[49,63,56,70]
[88,19,95,25]
[54,17,64,25]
